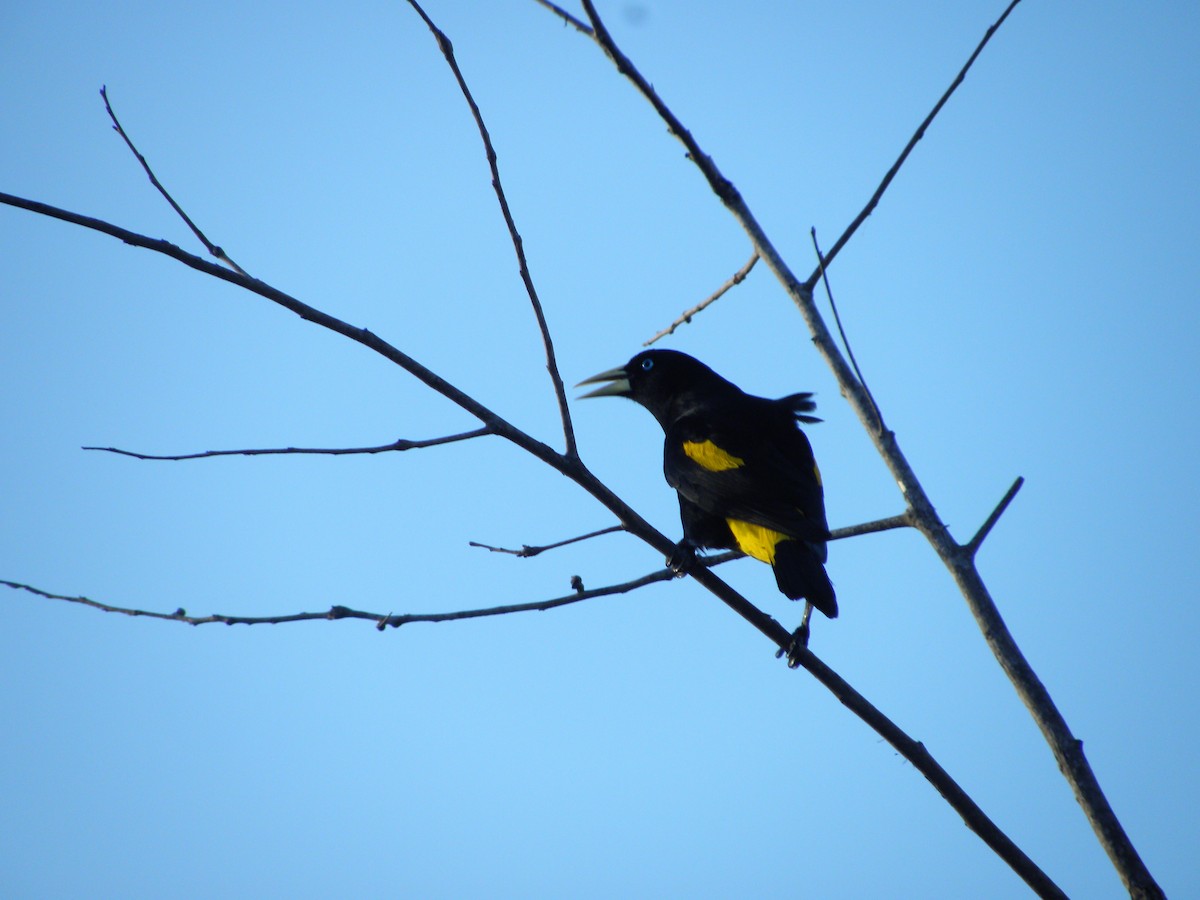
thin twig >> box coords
[0,573,667,629]
[469,512,914,560]
[533,0,592,34]
[965,476,1024,558]
[644,250,759,346]
[811,228,883,434]
[406,0,578,458]
[82,428,492,461]
[802,0,1023,288]
[470,524,625,557]
[100,86,249,278]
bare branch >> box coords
[406,0,577,458]
[0,573,665,629]
[830,513,913,541]
[468,512,912,562]
[100,86,249,277]
[965,476,1024,558]
[0,190,568,471]
[811,228,884,434]
[644,250,759,346]
[470,524,625,557]
[376,568,669,627]
[533,0,592,35]
[560,2,1159,896]
[804,0,1023,286]
[81,428,492,461]
[0,569,1061,900]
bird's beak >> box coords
[576,365,632,399]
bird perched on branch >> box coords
[578,349,835,659]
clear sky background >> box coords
[2,2,1197,898]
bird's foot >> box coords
[666,540,698,578]
[773,622,811,668]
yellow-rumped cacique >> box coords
[578,349,836,630]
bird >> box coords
[578,349,835,659]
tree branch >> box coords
[812,228,884,434]
[532,0,592,35]
[804,0,1023,287]
[566,1,1162,896]
[0,568,1064,898]
[644,250,759,346]
[965,476,1024,558]
[81,428,492,461]
[100,85,249,277]
[470,524,625,557]
[406,0,577,458]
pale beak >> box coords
[576,365,632,399]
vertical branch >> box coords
[568,2,1163,897]
[406,0,578,457]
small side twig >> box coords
[644,250,759,345]
[82,428,492,461]
[964,476,1024,558]
[100,85,248,278]
[0,568,672,630]
[811,228,883,434]
[470,512,913,561]
[470,524,625,558]
[533,0,593,34]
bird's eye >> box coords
[641,358,654,371]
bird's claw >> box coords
[775,621,810,668]
[666,540,698,577]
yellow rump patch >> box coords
[727,518,787,565]
[813,461,822,487]
[682,439,745,472]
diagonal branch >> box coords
[804,0,1023,287]
[406,0,577,458]
[534,0,592,35]
[82,428,492,461]
[11,154,991,873]
[965,476,1024,558]
[0,569,1063,899]
[811,228,884,434]
[100,86,249,277]
[470,524,625,557]
[564,2,1163,897]
[1,181,1062,895]
[644,250,759,346]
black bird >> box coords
[579,349,835,651]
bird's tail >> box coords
[773,540,837,618]
[779,391,823,425]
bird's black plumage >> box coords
[579,349,836,619]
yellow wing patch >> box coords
[682,439,745,472]
[727,518,787,565]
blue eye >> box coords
[641,358,654,371]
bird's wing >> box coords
[664,410,830,543]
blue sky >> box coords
[2,2,1197,897]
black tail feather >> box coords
[779,391,823,425]
[773,540,837,618]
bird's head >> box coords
[577,349,733,427]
